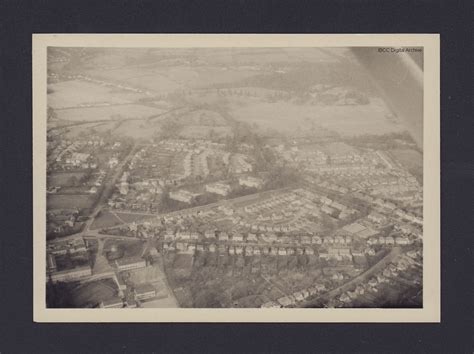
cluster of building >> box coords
[46,237,92,283]
[261,283,327,308]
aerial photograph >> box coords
[45,47,423,309]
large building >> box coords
[205,182,231,196]
[134,284,157,301]
[115,256,147,272]
[49,265,92,283]
[239,176,263,189]
[169,189,199,204]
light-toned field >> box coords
[180,125,232,139]
[55,104,165,122]
[228,97,404,137]
[48,80,146,108]
[86,66,257,92]
[113,120,160,139]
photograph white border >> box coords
[33,34,440,322]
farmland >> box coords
[47,194,96,210]
[89,211,123,230]
[48,172,87,187]
[228,97,404,137]
[55,104,165,122]
[48,80,146,108]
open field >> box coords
[48,172,87,187]
[55,104,165,122]
[48,80,146,108]
[47,194,96,210]
[228,97,404,137]
[70,279,118,307]
[85,66,258,92]
[112,119,160,139]
[89,211,123,230]
[180,125,232,139]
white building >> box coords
[239,176,264,189]
[205,182,231,196]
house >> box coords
[115,256,146,272]
[245,246,254,256]
[301,236,312,244]
[232,233,244,242]
[261,301,281,308]
[293,292,305,302]
[368,277,378,287]
[134,284,156,301]
[239,176,264,189]
[204,230,216,239]
[368,212,386,224]
[208,244,216,252]
[247,233,258,242]
[395,236,410,245]
[312,236,322,244]
[385,236,395,245]
[218,232,229,241]
[334,235,345,244]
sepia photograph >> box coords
[33,34,440,322]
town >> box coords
[46,47,423,309]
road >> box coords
[49,144,139,244]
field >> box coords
[180,125,232,139]
[228,97,404,137]
[48,172,87,187]
[47,194,96,210]
[55,104,165,122]
[128,265,165,284]
[112,120,159,139]
[70,279,118,307]
[85,66,258,92]
[89,211,123,230]
[47,80,146,108]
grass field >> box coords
[71,279,118,307]
[86,66,257,93]
[48,172,87,187]
[89,211,123,230]
[228,97,404,137]
[55,104,165,122]
[128,265,165,284]
[47,194,96,210]
[48,79,146,108]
